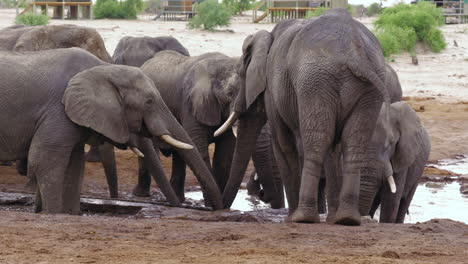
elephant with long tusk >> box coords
[0,48,223,214]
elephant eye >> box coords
[145,98,153,105]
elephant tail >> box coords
[347,60,389,102]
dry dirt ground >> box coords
[1,9,468,264]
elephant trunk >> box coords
[222,111,266,209]
[138,137,181,207]
[359,163,382,216]
[252,124,284,208]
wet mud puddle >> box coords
[0,156,466,223]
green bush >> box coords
[366,2,382,17]
[374,2,445,56]
[188,0,232,31]
[15,13,49,26]
[223,0,252,15]
[93,0,145,19]
[375,25,417,57]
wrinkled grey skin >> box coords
[138,50,284,208]
[0,48,222,214]
[364,102,430,223]
[0,24,112,62]
[0,24,116,196]
[322,61,403,221]
[113,36,190,67]
[222,9,388,225]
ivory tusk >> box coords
[214,112,240,137]
[160,135,193,150]
[387,175,397,193]
[130,147,145,158]
[232,125,238,138]
[254,173,259,181]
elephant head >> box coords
[113,36,190,67]
[184,56,240,127]
[62,65,223,209]
[13,25,112,63]
[214,30,274,208]
[360,101,430,218]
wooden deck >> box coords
[20,1,92,19]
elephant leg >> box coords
[133,157,152,197]
[28,134,82,214]
[269,112,300,216]
[336,91,382,226]
[85,145,101,162]
[291,89,337,224]
[99,142,118,198]
[325,149,342,222]
[246,169,260,195]
[16,159,28,176]
[318,176,326,214]
[213,131,236,192]
[61,143,85,214]
[170,151,186,202]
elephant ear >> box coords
[185,59,221,126]
[390,102,423,172]
[240,30,273,111]
[63,65,129,144]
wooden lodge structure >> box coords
[155,0,196,21]
[253,0,347,23]
[20,0,92,19]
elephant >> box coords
[321,61,404,220]
[137,50,284,208]
[362,101,431,223]
[113,36,190,67]
[0,48,223,214]
[0,24,112,62]
[215,9,388,225]
[85,35,190,163]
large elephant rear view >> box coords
[217,9,388,225]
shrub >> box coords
[15,13,49,26]
[188,0,232,31]
[374,2,445,56]
[375,25,417,57]
[223,0,252,15]
[93,0,145,19]
[366,2,382,17]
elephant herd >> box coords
[0,8,430,225]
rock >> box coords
[454,40,458,47]
[412,55,418,65]
[381,251,400,259]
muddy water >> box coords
[186,156,468,224]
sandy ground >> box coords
[1,8,468,263]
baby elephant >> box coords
[366,101,431,223]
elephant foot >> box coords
[269,198,285,209]
[132,185,151,197]
[326,213,336,223]
[85,148,101,163]
[25,179,36,192]
[291,207,320,223]
[334,208,361,226]
[176,193,186,203]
